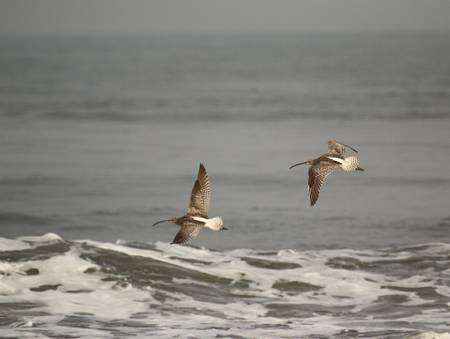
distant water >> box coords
[1,33,450,337]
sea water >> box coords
[1,33,450,338]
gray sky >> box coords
[1,0,450,35]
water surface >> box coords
[1,33,450,338]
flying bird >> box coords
[289,140,364,206]
[152,163,226,245]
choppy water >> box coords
[1,234,450,338]
[1,33,450,337]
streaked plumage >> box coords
[171,221,202,245]
[187,164,210,218]
[152,163,226,245]
[290,140,364,206]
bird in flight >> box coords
[289,140,364,206]
[152,163,226,244]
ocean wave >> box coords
[1,234,450,338]
[36,110,450,124]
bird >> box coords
[152,163,226,245]
[289,140,364,206]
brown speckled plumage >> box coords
[290,140,364,206]
[152,164,224,245]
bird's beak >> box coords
[289,161,308,170]
[152,219,172,227]
[222,227,229,230]
[356,167,365,171]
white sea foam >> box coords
[1,235,450,338]
[0,236,31,251]
[1,244,152,339]
[18,233,64,243]
[408,332,450,339]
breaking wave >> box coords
[1,234,450,338]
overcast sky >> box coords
[1,0,450,35]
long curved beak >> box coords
[356,167,365,171]
[152,219,172,227]
[289,161,308,170]
[222,227,229,230]
[336,140,358,153]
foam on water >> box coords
[17,233,64,243]
[1,234,450,338]
[408,333,450,339]
[0,237,31,251]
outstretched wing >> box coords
[327,140,346,157]
[308,162,340,206]
[187,163,210,218]
[171,223,202,245]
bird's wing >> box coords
[187,163,210,218]
[171,223,202,245]
[308,162,340,206]
[327,140,346,157]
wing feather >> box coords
[308,162,340,206]
[187,163,210,217]
[327,140,346,157]
[171,223,202,245]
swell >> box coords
[15,110,450,123]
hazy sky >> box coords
[1,0,450,35]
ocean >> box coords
[1,32,450,338]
